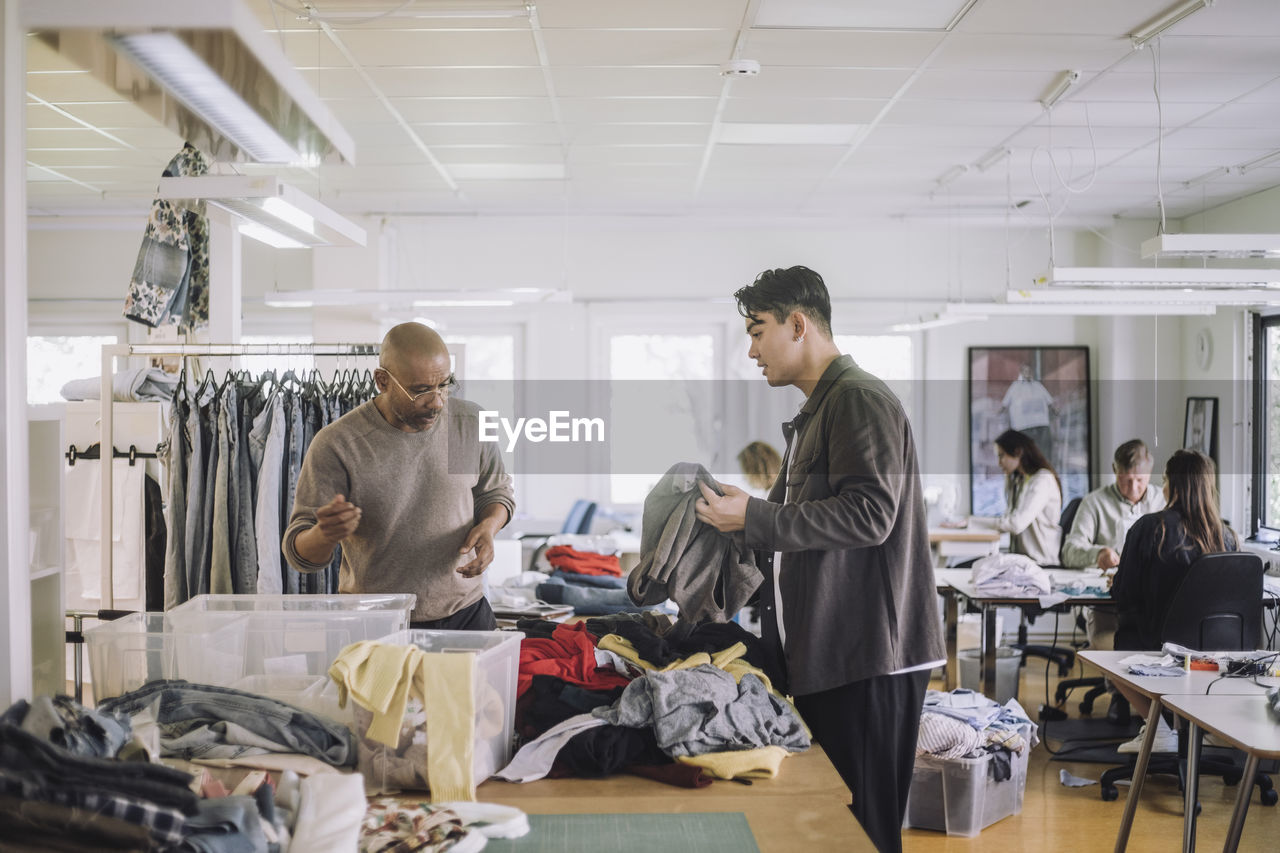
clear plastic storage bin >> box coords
[903,738,1032,837]
[168,593,416,679]
[84,611,248,702]
[356,629,523,793]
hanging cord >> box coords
[1152,39,1168,237]
[1036,102,1100,195]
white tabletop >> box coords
[1162,693,1280,757]
[1079,650,1280,699]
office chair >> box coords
[1048,496,1114,714]
[1011,497,1085,679]
[1098,552,1277,806]
[519,500,598,570]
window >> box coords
[1254,314,1280,532]
[27,335,118,405]
[834,334,914,423]
[609,333,716,504]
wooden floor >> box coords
[902,660,1280,852]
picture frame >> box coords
[1183,396,1218,461]
[968,346,1092,517]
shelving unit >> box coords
[27,404,64,697]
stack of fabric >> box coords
[970,553,1052,597]
[535,533,639,616]
[498,615,808,786]
[915,689,1038,778]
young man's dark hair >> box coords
[733,266,833,338]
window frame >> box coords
[1252,311,1280,535]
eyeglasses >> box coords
[380,368,456,404]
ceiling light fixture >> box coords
[1181,166,1230,190]
[1008,287,1280,306]
[1130,0,1215,50]
[1037,266,1280,289]
[1140,233,1280,260]
[306,3,533,20]
[24,0,356,165]
[975,147,1010,173]
[1039,70,1080,110]
[945,301,1214,317]
[263,288,571,309]
[890,313,985,332]
[936,165,969,187]
[1236,149,1280,175]
[157,175,367,248]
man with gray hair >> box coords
[1063,438,1164,649]
[284,322,515,630]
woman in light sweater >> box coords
[992,428,1063,566]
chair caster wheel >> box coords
[1224,770,1243,786]
[1261,789,1278,807]
[1101,785,1119,801]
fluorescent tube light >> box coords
[1182,166,1230,190]
[890,314,985,332]
[1038,266,1280,289]
[946,302,1214,317]
[263,288,569,308]
[1008,287,1280,306]
[157,175,366,248]
[936,165,969,187]
[975,147,1010,173]
[238,221,308,249]
[109,33,300,163]
[1236,149,1280,175]
[1039,70,1080,110]
[25,0,357,165]
[1130,0,1215,49]
[306,3,532,19]
[1140,234,1280,260]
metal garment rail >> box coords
[96,342,380,608]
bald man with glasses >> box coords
[283,322,514,629]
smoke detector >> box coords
[720,59,761,77]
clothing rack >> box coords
[97,342,381,608]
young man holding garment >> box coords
[695,266,944,853]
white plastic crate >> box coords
[903,740,1031,837]
[168,593,415,680]
[355,629,523,794]
[84,611,248,702]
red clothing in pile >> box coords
[517,622,631,698]
[545,545,622,577]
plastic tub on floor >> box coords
[957,646,1021,705]
[354,629,523,793]
[903,738,1032,837]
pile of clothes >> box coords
[916,688,1038,780]
[499,614,809,786]
[533,534,640,616]
[971,553,1052,597]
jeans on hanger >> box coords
[210,383,235,595]
[282,395,304,595]
[185,383,216,598]
[251,395,285,595]
[163,394,190,608]
[231,388,259,594]
[96,680,356,768]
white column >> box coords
[207,213,243,342]
[1,0,32,706]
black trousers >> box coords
[794,669,930,853]
[409,596,497,631]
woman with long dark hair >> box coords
[1110,449,1238,753]
[991,428,1063,566]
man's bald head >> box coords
[380,322,449,375]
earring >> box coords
[794,335,805,343]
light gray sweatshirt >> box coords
[283,398,514,622]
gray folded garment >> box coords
[61,367,178,402]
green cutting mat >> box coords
[483,812,759,852]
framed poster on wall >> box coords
[1183,396,1218,462]
[968,346,1092,517]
